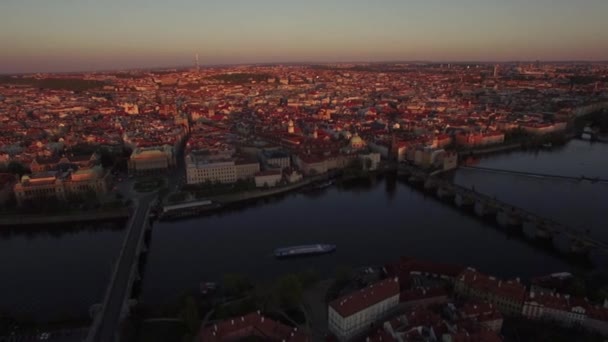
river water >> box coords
[0,140,606,321]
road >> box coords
[90,193,155,342]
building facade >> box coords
[328,278,400,341]
[13,166,108,205]
[128,146,175,175]
[186,153,260,185]
[254,170,282,188]
[455,268,526,316]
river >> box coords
[0,140,606,321]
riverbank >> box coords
[460,142,523,156]
[206,174,330,205]
[0,207,130,226]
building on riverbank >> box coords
[13,165,109,206]
[454,268,526,316]
[0,173,17,205]
[328,278,400,341]
[260,149,291,170]
[185,152,260,185]
[254,170,282,188]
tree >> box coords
[297,269,320,289]
[223,274,252,297]
[276,274,303,309]
[5,162,29,177]
[569,277,587,297]
[178,296,200,334]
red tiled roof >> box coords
[458,269,526,304]
[385,257,465,285]
[329,278,399,318]
[198,312,310,342]
[366,328,398,341]
[446,331,503,342]
[400,287,448,303]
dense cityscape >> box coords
[0,61,607,341]
[1,63,606,208]
[2,0,608,341]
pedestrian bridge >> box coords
[400,165,608,265]
[460,165,608,184]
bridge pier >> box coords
[523,220,554,241]
[424,178,439,191]
[474,200,497,217]
[454,193,474,208]
[496,209,522,229]
[408,174,424,184]
[570,239,591,256]
[436,187,455,200]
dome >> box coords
[349,134,366,149]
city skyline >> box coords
[2,0,608,73]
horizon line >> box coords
[3,59,608,76]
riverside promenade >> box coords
[208,174,329,205]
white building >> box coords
[522,291,586,327]
[254,170,282,188]
[185,153,259,185]
[328,278,400,341]
[260,149,291,170]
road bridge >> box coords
[86,193,156,342]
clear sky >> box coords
[1,0,607,73]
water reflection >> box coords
[0,220,126,240]
[141,173,581,309]
[0,220,126,321]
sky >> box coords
[1,0,607,73]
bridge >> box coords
[399,165,608,265]
[86,193,156,342]
[460,166,608,184]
